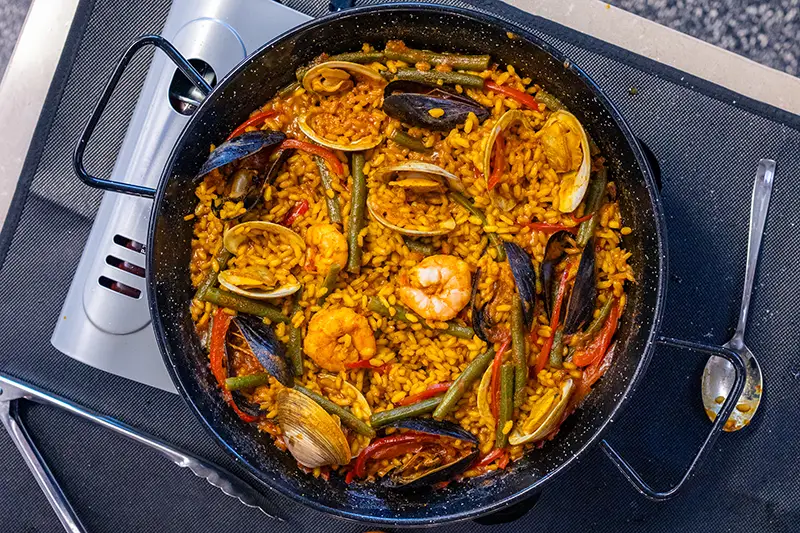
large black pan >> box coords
[73,4,746,525]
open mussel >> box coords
[541,231,597,333]
[382,81,489,131]
[229,315,293,387]
[504,242,537,328]
[541,230,571,319]
[537,110,591,212]
[277,388,351,468]
[379,418,479,489]
[198,131,286,178]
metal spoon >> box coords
[701,159,774,431]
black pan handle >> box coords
[600,336,746,501]
[73,35,212,198]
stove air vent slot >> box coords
[98,275,142,299]
[113,234,145,253]
[106,255,146,278]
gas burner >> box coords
[51,0,310,392]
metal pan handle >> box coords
[600,336,746,501]
[72,35,212,198]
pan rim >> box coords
[147,2,668,525]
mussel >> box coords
[277,388,351,468]
[504,242,537,329]
[382,81,489,131]
[302,60,384,95]
[469,267,508,344]
[198,131,286,178]
[367,161,464,236]
[380,418,479,488]
[509,378,574,445]
[229,315,294,387]
[537,110,591,212]
[219,221,304,299]
[541,231,597,332]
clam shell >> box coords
[277,388,351,468]
[297,110,384,151]
[318,374,372,457]
[540,110,591,213]
[482,110,531,211]
[509,378,574,445]
[302,61,384,95]
[367,197,456,236]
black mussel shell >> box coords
[542,231,572,319]
[504,242,536,328]
[470,268,491,343]
[563,237,597,334]
[382,81,489,131]
[223,327,265,418]
[231,315,293,387]
[381,418,479,488]
[197,130,286,177]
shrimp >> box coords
[304,308,376,372]
[304,223,348,274]
[397,255,471,321]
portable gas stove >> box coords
[51,0,311,392]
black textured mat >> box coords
[1,0,799,532]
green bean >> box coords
[287,288,304,376]
[370,396,443,428]
[202,287,289,323]
[510,294,528,409]
[395,68,484,88]
[225,373,271,391]
[403,237,435,256]
[448,191,506,261]
[549,327,564,369]
[296,52,387,81]
[534,90,564,111]
[367,297,474,340]
[294,385,375,437]
[194,249,232,301]
[584,297,614,337]
[496,363,515,448]
[389,129,431,153]
[276,81,300,99]
[384,47,490,71]
[317,264,342,306]
[433,347,495,419]
[347,152,367,273]
[576,168,608,247]
[315,156,342,224]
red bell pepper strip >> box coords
[484,80,546,112]
[497,452,510,469]
[226,110,278,141]
[353,433,438,478]
[526,222,579,234]
[486,132,505,191]
[345,360,391,374]
[280,139,344,175]
[489,340,511,420]
[571,212,594,224]
[535,267,571,373]
[209,308,259,423]
[280,199,309,226]
[475,448,506,468]
[573,303,620,367]
[345,469,356,484]
[397,382,452,406]
[570,341,618,413]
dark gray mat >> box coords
[1,0,798,532]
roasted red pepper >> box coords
[570,341,617,413]
[475,448,506,468]
[484,80,545,112]
[226,110,278,141]
[353,433,438,478]
[397,382,452,406]
[487,132,505,191]
[345,360,391,374]
[489,340,511,420]
[280,199,309,226]
[535,266,571,373]
[573,303,620,367]
[571,212,594,224]
[526,222,579,234]
[280,139,344,175]
[209,309,259,423]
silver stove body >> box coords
[51,0,310,392]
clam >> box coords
[383,81,489,131]
[317,374,372,457]
[508,378,574,445]
[302,61,384,95]
[537,110,591,213]
[367,162,463,236]
[277,388,351,468]
[229,315,293,387]
[297,110,384,151]
[380,419,479,488]
[476,364,495,427]
[482,110,531,211]
[219,221,304,299]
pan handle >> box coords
[73,35,212,198]
[600,336,746,501]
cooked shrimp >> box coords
[304,308,376,372]
[397,255,471,321]
[304,223,348,274]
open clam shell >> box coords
[509,378,574,445]
[297,110,384,151]
[302,60,384,95]
[482,110,531,211]
[318,374,372,457]
[537,110,591,213]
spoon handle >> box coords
[733,159,775,344]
